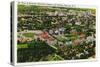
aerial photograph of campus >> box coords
[17,3,96,62]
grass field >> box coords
[17,44,28,49]
[23,33,34,38]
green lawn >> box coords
[17,44,28,49]
[23,33,34,38]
